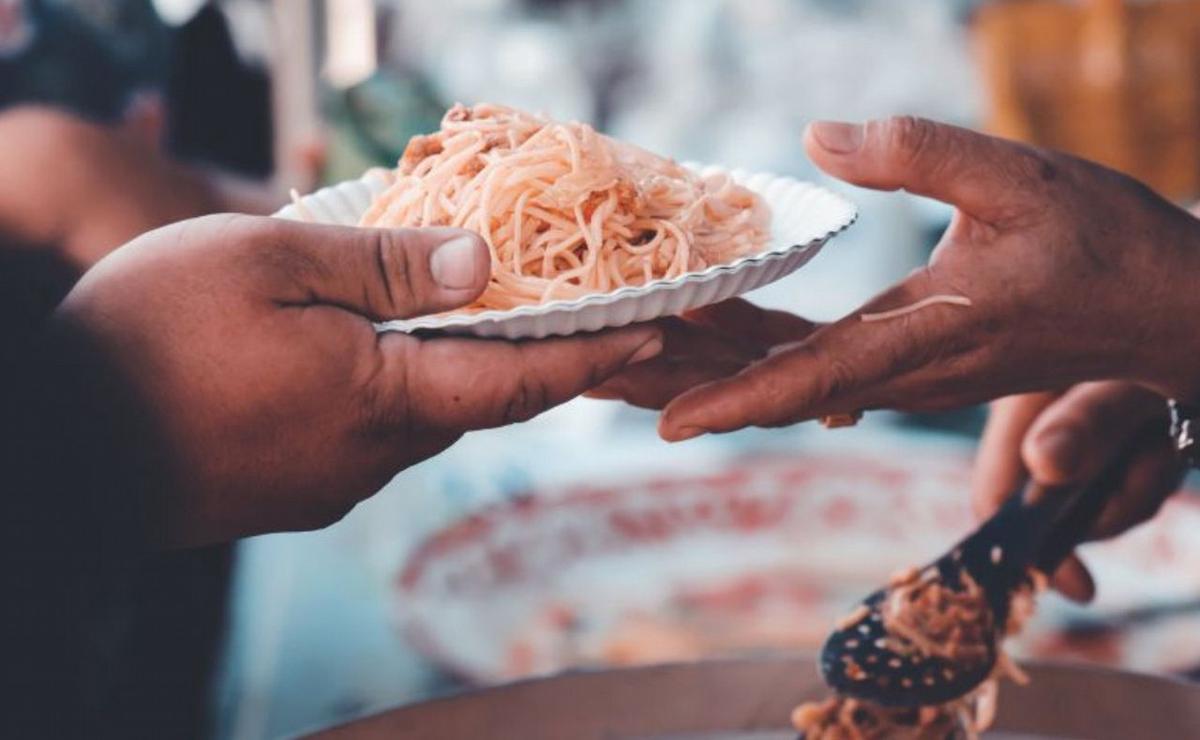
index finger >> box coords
[658,269,972,439]
[971,393,1059,521]
[390,325,662,432]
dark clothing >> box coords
[0,4,274,735]
[0,243,234,738]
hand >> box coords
[588,298,816,409]
[53,215,661,546]
[655,117,1200,441]
[972,383,1185,601]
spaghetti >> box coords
[860,295,973,323]
[792,568,1043,740]
[360,103,771,311]
[879,567,992,666]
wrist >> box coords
[1134,211,1200,401]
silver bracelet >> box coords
[1168,399,1199,466]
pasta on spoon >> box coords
[359,103,771,312]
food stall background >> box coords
[12,1,1200,738]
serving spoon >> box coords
[818,457,1126,708]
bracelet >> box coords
[1168,399,1199,467]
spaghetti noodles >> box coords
[860,295,973,323]
[792,568,1043,740]
[360,103,771,311]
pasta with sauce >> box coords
[357,103,771,312]
[792,568,1044,740]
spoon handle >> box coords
[1027,450,1133,575]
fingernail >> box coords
[430,235,482,290]
[809,121,864,155]
[628,336,663,365]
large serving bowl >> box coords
[306,656,1200,739]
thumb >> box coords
[804,116,1046,220]
[256,218,490,320]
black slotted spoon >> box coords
[818,454,1127,708]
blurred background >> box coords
[7,0,1200,737]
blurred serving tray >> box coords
[394,445,1200,683]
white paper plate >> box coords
[276,165,857,339]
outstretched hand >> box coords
[588,298,817,409]
[650,117,1200,441]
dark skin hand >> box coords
[597,116,1200,596]
[652,117,1200,437]
[54,215,661,547]
[973,385,1185,601]
[593,305,1187,599]
[588,298,815,408]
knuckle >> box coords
[1010,146,1061,189]
[881,115,937,168]
[809,345,857,402]
[373,229,418,312]
[357,343,413,440]
[356,378,402,442]
[245,218,333,283]
[1076,382,1154,426]
[501,376,550,425]
[1024,425,1082,481]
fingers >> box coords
[803,116,1046,221]
[1089,438,1183,541]
[245,216,491,320]
[586,316,754,410]
[588,357,746,410]
[1044,435,1181,602]
[1021,382,1165,488]
[588,301,820,411]
[1049,555,1096,603]
[684,298,819,348]
[1018,382,1178,601]
[658,268,971,440]
[971,393,1059,520]
[971,393,1098,602]
[389,324,663,432]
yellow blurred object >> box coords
[974,0,1200,200]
